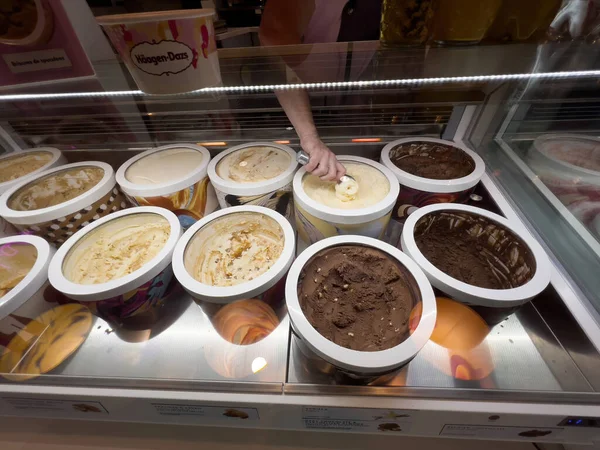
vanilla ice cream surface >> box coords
[302,162,390,209]
[216,146,291,183]
[9,166,104,211]
[63,213,170,285]
[0,243,37,298]
[184,212,284,287]
[0,151,53,183]
[126,147,204,185]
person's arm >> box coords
[259,0,346,181]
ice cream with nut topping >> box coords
[216,146,291,183]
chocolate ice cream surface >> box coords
[298,245,419,352]
[415,211,536,289]
[389,141,475,180]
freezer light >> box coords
[1,70,599,101]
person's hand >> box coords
[300,135,346,181]
[550,0,600,38]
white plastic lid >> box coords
[0,162,116,226]
[116,144,211,197]
[381,138,485,193]
[0,148,64,195]
[48,206,182,302]
[172,205,295,304]
[207,142,298,197]
[293,155,400,225]
[285,235,436,374]
[401,203,552,308]
[533,134,600,179]
[0,235,54,320]
[97,9,215,25]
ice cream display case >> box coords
[0,10,600,442]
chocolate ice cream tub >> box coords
[0,235,55,354]
[381,138,485,221]
[116,143,218,229]
[293,156,399,246]
[0,148,65,195]
[172,205,295,322]
[48,207,182,326]
[286,235,436,379]
[401,204,551,324]
[0,162,129,247]
[208,142,298,220]
[528,134,600,239]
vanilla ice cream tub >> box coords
[173,205,295,320]
[48,207,182,325]
[97,9,221,95]
[117,144,217,229]
[0,162,129,247]
[293,156,399,246]
[0,235,56,355]
[0,148,65,195]
[208,143,298,220]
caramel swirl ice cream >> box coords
[184,212,284,287]
[63,213,170,285]
[125,147,204,185]
[302,162,390,209]
[216,146,291,183]
[0,242,37,298]
[9,166,104,211]
[0,151,53,183]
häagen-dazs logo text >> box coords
[130,40,194,76]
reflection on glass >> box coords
[252,356,268,374]
[410,297,494,381]
[432,0,503,44]
[380,0,435,46]
[486,0,561,42]
[0,304,93,381]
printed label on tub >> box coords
[302,407,413,432]
[440,425,564,440]
[1,397,108,416]
[131,41,194,76]
[151,403,259,420]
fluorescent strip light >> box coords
[1,70,599,101]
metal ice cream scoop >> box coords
[296,150,356,183]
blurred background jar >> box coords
[380,0,436,47]
[486,0,562,42]
[432,0,503,45]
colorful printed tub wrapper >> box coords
[100,14,221,94]
[77,266,174,324]
[125,177,217,229]
[295,203,391,246]
[215,183,294,220]
[11,188,130,247]
[0,282,55,354]
[392,185,474,223]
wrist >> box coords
[300,134,322,153]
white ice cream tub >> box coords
[293,155,399,245]
[48,207,182,325]
[401,204,551,324]
[286,235,436,377]
[528,134,600,235]
[172,205,295,306]
[116,143,218,229]
[381,138,485,221]
[0,235,55,353]
[97,9,221,95]
[207,142,298,219]
[0,148,65,195]
[0,161,128,247]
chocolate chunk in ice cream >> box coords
[298,245,418,351]
[389,141,475,180]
